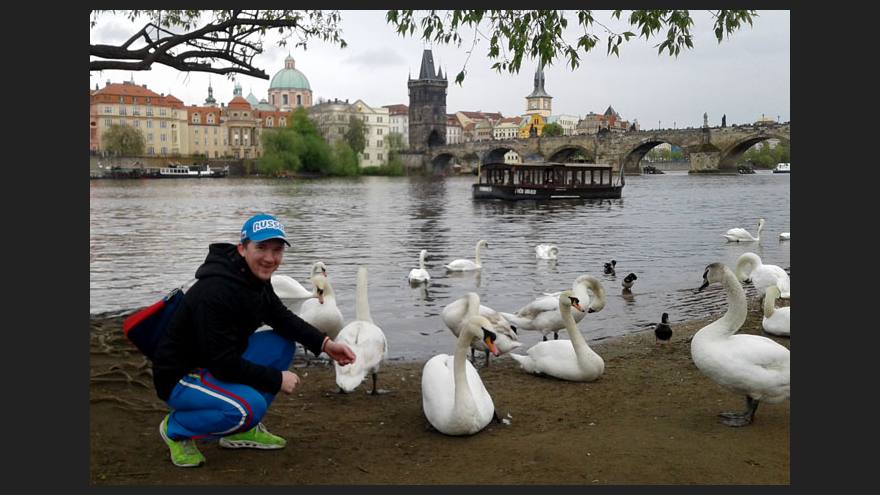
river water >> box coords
[90,171,790,360]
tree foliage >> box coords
[740,140,790,169]
[90,10,346,79]
[541,122,564,137]
[329,141,360,176]
[259,107,333,175]
[344,116,367,155]
[386,10,757,84]
[103,124,146,156]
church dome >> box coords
[269,55,311,91]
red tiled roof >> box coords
[383,104,409,115]
[227,96,251,110]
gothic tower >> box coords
[408,49,447,152]
[524,61,552,118]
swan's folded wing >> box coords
[421,355,455,420]
[728,334,790,370]
[515,295,558,319]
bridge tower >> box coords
[408,49,447,152]
[524,60,552,118]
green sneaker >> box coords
[219,422,287,450]
[159,415,205,468]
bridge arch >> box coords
[718,131,790,172]
[546,144,595,163]
[429,153,458,174]
[621,138,688,174]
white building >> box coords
[351,99,391,167]
[383,104,409,149]
[546,114,580,135]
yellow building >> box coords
[519,114,546,138]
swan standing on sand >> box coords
[722,218,765,242]
[735,252,791,299]
[299,272,344,340]
[408,249,431,284]
[270,261,327,299]
[500,275,606,341]
[509,291,605,382]
[692,262,790,426]
[422,314,500,436]
[441,293,521,366]
[445,239,488,271]
[535,244,559,260]
[334,267,389,394]
[761,286,790,337]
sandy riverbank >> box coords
[90,296,789,485]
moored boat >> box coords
[773,162,790,174]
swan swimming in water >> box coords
[535,244,559,260]
[407,249,431,284]
[299,272,344,340]
[735,252,791,299]
[271,261,327,299]
[692,262,790,426]
[779,232,790,240]
[722,218,765,242]
[445,239,488,271]
[509,291,605,382]
[441,293,521,366]
[422,314,499,436]
[761,286,790,337]
[500,275,605,341]
[334,267,389,394]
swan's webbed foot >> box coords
[721,415,753,427]
[368,373,392,395]
[542,335,548,342]
[553,332,559,340]
[493,410,502,424]
[718,411,746,420]
[718,396,758,427]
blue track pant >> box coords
[163,330,295,440]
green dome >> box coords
[269,67,311,91]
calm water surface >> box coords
[90,172,790,360]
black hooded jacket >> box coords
[152,243,327,401]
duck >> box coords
[692,262,790,426]
[445,239,488,271]
[270,261,327,299]
[500,275,606,341]
[441,293,521,367]
[654,313,672,342]
[779,232,790,240]
[735,252,791,299]
[761,286,790,337]
[621,272,638,290]
[722,218,765,242]
[509,291,605,382]
[298,272,344,340]
[334,267,389,394]
[603,260,617,275]
[407,249,431,284]
[422,314,499,436]
[535,244,559,260]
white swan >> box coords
[334,267,389,394]
[735,252,791,299]
[500,275,606,341]
[722,218,765,242]
[692,262,790,426]
[298,273,344,340]
[535,244,559,260]
[422,314,499,436]
[407,249,431,284]
[271,261,327,299]
[509,291,605,382]
[441,293,521,366]
[779,232,790,240]
[762,286,790,337]
[445,239,488,271]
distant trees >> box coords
[344,116,367,156]
[740,141,790,169]
[103,124,146,156]
[259,107,333,175]
[541,122,564,137]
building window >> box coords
[133,120,139,128]
[244,112,249,118]
[192,114,200,124]
[160,121,167,128]
[148,147,154,155]
[118,106,127,116]
[146,108,153,117]
[363,153,370,160]
[119,96,124,103]
[378,153,383,160]
[105,120,111,127]
[104,106,111,114]
[148,133,153,141]
[283,94,288,106]
[270,95,275,106]
[296,95,302,106]
[378,117,383,123]
[160,108,166,116]
[377,140,383,147]
[147,120,152,128]
[161,147,167,155]
[195,129,199,135]
[377,128,383,135]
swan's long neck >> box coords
[736,254,758,280]
[717,268,748,335]
[763,290,777,318]
[465,293,480,319]
[419,250,427,270]
[452,330,476,415]
[755,220,764,240]
[474,242,483,266]
[561,302,590,359]
[355,269,372,323]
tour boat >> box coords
[472,162,624,200]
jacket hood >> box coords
[195,243,266,287]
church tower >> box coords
[524,61,552,118]
[408,49,447,152]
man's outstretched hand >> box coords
[323,338,356,365]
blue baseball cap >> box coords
[240,213,291,246]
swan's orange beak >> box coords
[484,337,500,356]
[572,301,584,312]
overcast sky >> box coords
[90,10,789,129]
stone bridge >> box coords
[423,122,790,175]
